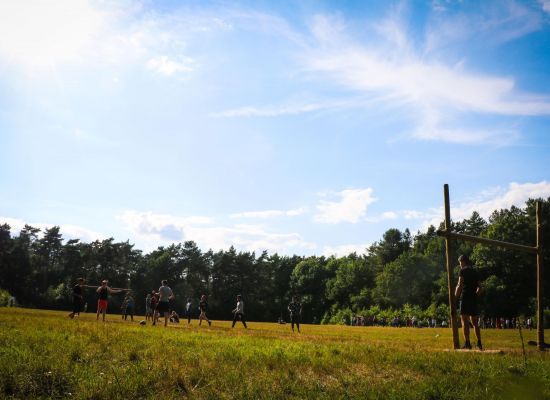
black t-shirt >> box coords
[73,284,82,298]
[199,300,208,312]
[459,267,479,298]
[288,301,301,316]
[98,287,109,300]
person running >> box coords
[185,298,193,324]
[455,254,483,350]
[123,292,135,321]
[154,280,174,327]
[68,278,85,319]
[96,280,126,322]
[145,293,153,321]
[198,294,212,326]
[288,296,302,333]
[231,294,247,329]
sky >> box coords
[1,0,550,257]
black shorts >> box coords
[290,315,301,324]
[72,298,82,313]
[157,301,170,314]
[459,296,478,316]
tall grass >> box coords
[0,308,548,399]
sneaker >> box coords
[476,341,483,350]
[461,342,472,350]
[208,320,212,326]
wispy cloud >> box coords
[211,102,337,118]
[230,207,308,219]
[314,188,377,224]
[540,0,550,14]
[299,11,550,144]
[427,1,543,50]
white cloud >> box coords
[0,0,107,70]
[541,0,550,14]
[0,0,201,76]
[0,216,104,243]
[58,224,105,243]
[118,210,211,242]
[380,211,399,220]
[451,181,550,220]
[322,243,370,257]
[314,188,377,224]
[230,207,308,219]
[118,210,315,254]
[146,56,195,76]
[380,181,550,230]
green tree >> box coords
[373,252,437,309]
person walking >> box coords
[198,294,212,326]
[154,280,174,327]
[96,280,126,322]
[231,294,247,329]
[288,296,302,333]
[68,278,86,319]
[455,254,483,350]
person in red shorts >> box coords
[96,280,126,322]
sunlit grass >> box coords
[0,308,548,399]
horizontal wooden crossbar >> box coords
[436,230,538,254]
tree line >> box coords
[0,198,548,324]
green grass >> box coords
[0,308,549,399]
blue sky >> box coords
[1,0,549,256]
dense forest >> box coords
[0,199,549,325]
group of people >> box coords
[68,278,304,332]
[349,315,447,328]
[64,254,516,350]
[478,316,534,330]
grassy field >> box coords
[0,308,549,399]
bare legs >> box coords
[460,314,481,349]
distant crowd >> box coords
[348,315,448,328]
[346,314,536,329]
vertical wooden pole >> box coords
[444,184,460,349]
[536,202,545,350]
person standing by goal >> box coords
[455,254,483,350]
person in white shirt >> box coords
[231,294,247,328]
[185,298,193,324]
